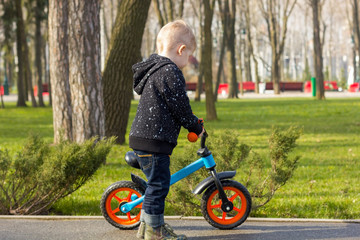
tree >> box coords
[48,0,72,143]
[202,0,217,120]
[194,0,204,102]
[258,0,297,94]
[68,0,105,142]
[35,0,47,107]
[309,0,325,99]
[224,0,238,98]
[1,0,16,93]
[242,0,261,93]
[152,0,185,27]
[102,0,151,144]
[18,0,38,107]
[214,0,227,101]
[15,0,27,107]
[351,0,360,82]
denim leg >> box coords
[134,150,170,228]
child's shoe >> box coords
[144,223,187,240]
[137,221,146,239]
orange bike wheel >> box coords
[100,181,144,229]
[201,180,251,229]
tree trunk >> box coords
[195,65,203,101]
[49,0,73,142]
[35,0,45,107]
[244,36,252,83]
[24,36,38,107]
[2,0,15,90]
[353,43,357,83]
[215,0,227,99]
[311,0,325,100]
[20,0,37,107]
[68,0,105,143]
[272,55,281,94]
[226,0,238,99]
[269,3,280,94]
[238,37,244,96]
[243,0,259,93]
[15,0,26,107]
[203,0,217,120]
[153,0,165,27]
[194,1,205,102]
[214,29,226,101]
[166,0,174,22]
[352,0,360,79]
[195,7,204,102]
[103,0,151,144]
[259,0,296,95]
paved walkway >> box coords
[2,91,360,103]
[0,216,359,240]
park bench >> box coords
[217,82,256,94]
[265,82,304,91]
[324,81,339,91]
[304,81,339,92]
[185,82,197,91]
[349,82,359,92]
[190,81,304,94]
[34,83,50,96]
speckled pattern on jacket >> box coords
[129,54,203,155]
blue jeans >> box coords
[134,150,170,228]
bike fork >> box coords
[209,169,234,212]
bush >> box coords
[167,126,302,215]
[247,126,302,210]
[0,135,114,215]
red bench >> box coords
[34,83,50,97]
[265,82,303,91]
[324,81,339,91]
[304,81,339,92]
[241,82,255,91]
[349,82,359,92]
[185,82,197,91]
[217,82,255,94]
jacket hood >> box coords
[132,54,174,95]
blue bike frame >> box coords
[120,154,216,213]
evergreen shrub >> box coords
[167,126,302,215]
[0,135,114,215]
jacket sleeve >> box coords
[159,65,203,135]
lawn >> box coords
[0,98,359,219]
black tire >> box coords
[100,181,144,230]
[201,180,252,230]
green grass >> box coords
[1,98,359,219]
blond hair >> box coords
[156,20,196,53]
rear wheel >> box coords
[100,181,144,229]
[201,180,251,229]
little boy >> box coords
[129,20,204,240]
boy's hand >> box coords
[197,118,205,138]
[198,127,205,138]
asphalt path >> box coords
[0,217,359,240]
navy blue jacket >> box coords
[129,54,203,155]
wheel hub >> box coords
[221,201,233,212]
[119,201,128,213]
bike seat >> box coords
[125,151,141,169]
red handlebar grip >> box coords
[187,132,198,142]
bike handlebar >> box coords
[187,117,207,147]
[187,129,208,148]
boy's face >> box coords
[173,45,194,69]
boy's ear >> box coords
[178,45,186,56]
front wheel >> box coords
[100,181,144,230]
[201,180,252,229]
